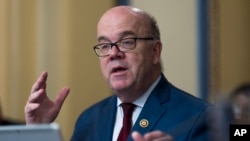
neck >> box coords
[116,72,161,103]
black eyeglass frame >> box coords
[93,37,154,57]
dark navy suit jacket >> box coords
[71,74,212,141]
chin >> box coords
[111,82,130,92]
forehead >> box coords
[97,7,149,41]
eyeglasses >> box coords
[93,37,154,57]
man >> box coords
[209,83,250,141]
[25,6,212,141]
[230,83,250,121]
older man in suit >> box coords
[25,6,212,141]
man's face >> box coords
[96,8,160,94]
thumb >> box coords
[55,87,70,108]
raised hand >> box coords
[24,71,70,124]
[132,131,174,141]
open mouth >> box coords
[111,66,127,73]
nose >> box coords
[109,45,124,58]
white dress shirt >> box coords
[112,75,161,141]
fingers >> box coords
[31,71,48,93]
[28,88,46,103]
[144,130,166,140]
[153,135,174,141]
[25,71,70,124]
[145,131,174,141]
[132,131,145,141]
[25,103,40,115]
[132,131,174,141]
[55,87,70,108]
[28,71,48,104]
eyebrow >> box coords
[97,30,137,42]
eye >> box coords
[99,44,110,51]
[120,39,135,48]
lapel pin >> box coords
[139,119,149,128]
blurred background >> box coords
[0,0,249,140]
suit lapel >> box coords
[97,96,117,141]
[128,75,171,141]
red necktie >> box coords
[117,103,136,141]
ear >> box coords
[152,40,162,65]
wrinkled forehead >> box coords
[97,7,150,41]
